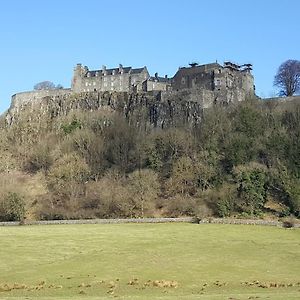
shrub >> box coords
[165,195,198,217]
[268,165,300,217]
[24,143,53,173]
[216,198,235,217]
[286,183,300,217]
[233,163,268,215]
[282,218,295,228]
[61,119,82,135]
[0,192,25,221]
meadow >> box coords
[0,223,299,299]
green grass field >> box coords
[0,223,299,300]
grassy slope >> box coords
[0,223,299,299]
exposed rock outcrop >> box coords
[5,90,207,128]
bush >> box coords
[24,143,53,173]
[268,165,300,217]
[61,119,82,135]
[207,184,237,217]
[282,218,295,228]
[0,192,25,221]
[165,195,199,217]
[216,198,235,217]
[286,183,300,217]
[233,163,268,215]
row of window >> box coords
[83,86,124,92]
[85,81,124,87]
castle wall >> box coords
[162,89,215,108]
[264,95,300,102]
[146,80,170,92]
[10,89,72,109]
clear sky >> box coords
[0,0,299,113]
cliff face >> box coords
[5,90,208,128]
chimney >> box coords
[165,75,168,79]
[102,65,107,75]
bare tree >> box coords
[34,81,64,90]
[34,81,56,90]
[274,60,300,96]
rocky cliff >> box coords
[5,90,211,128]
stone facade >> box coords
[71,61,254,102]
[172,62,255,104]
[145,73,172,92]
[72,64,151,93]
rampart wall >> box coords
[264,95,300,102]
[10,89,72,109]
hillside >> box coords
[0,92,299,222]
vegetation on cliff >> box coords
[0,95,299,221]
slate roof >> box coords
[130,67,145,74]
[148,76,170,83]
[175,63,222,77]
[86,67,145,77]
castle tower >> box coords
[72,63,86,92]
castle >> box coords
[71,61,254,97]
[71,64,172,93]
[8,60,255,122]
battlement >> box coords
[10,88,72,108]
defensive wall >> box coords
[264,95,300,102]
[10,88,72,109]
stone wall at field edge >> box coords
[0,217,298,228]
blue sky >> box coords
[0,0,299,113]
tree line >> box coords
[0,95,299,222]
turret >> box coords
[72,63,85,92]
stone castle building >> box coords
[172,61,254,102]
[72,64,149,93]
[72,64,172,93]
[8,60,255,123]
[71,61,254,99]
